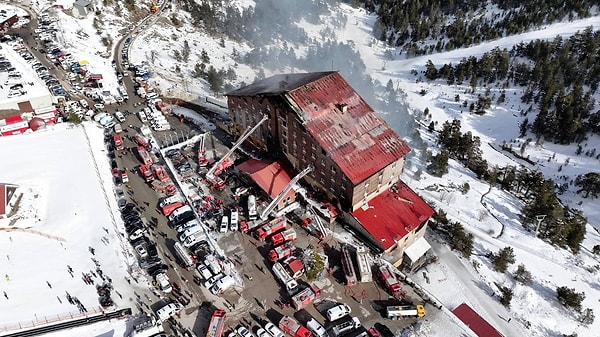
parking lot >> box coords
[100,99,425,337]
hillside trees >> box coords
[490,246,516,273]
[437,119,488,178]
[425,30,600,144]
[556,286,585,312]
[360,0,598,53]
[574,172,600,198]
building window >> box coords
[282,138,287,145]
[330,186,335,192]
[292,131,297,138]
[312,143,316,150]
[341,184,346,190]
[331,167,336,174]
[302,138,306,145]
[282,129,287,137]
[320,178,325,184]
[281,119,287,128]
[321,148,326,156]
[311,153,316,160]
[321,159,325,166]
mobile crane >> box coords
[205,114,268,190]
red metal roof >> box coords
[236,159,295,200]
[350,181,435,250]
[285,72,410,184]
[452,303,505,337]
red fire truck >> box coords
[139,165,154,182]
[205,309,226,337]
[279,316,312,337]
[152,164,169,181]
[134,133,151,151]
[377,265,403,297]
[113,134,124,151]
[136,146,153,166]
[254,217,287,241]
[270,228,297,246]
[268,242,295,262]
[290,284,320,310]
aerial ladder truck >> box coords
[205,115,268,190]
[260,166,313,220]
[198,132,209,167]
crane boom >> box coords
[206,114,269,179]
[260,166,313,220]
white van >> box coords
[115,111,126,122]
[155,273,172,293]
[159,195,183,208]
[196,264,213,280]
[178,225,203,242]
[210,275,235,294]
[176,220,200,233]
[182,231,206,248]
[219,216,229,233]
[230,211,239,231]
[168,205,192,222]
[173,242,194,271]
[326,304,351,322]
[204,254,221,274]
[247,195,257,221]
[306,318,329,337]
[79,99,88,109]
[155,302,181,322]
[138,110,148,123]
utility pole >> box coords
[534,214,546,237]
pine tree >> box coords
[492,247,516,273]
[513,264,532,285]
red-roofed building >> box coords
[452,303,505,337]
[347,181,434,266]
[227,72,434,266]
[236,159,296,210]
[227,72,410,212]
[0,115,29,136]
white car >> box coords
[326,304,351,322]
[230,211,239,231]
[264,323,284,337]
[134,244,148,258]
[94,103,105,110]
[256,328,270,337]
[155,272,172,293]
[237,326,254,337]
[204,273,224,289]
[219,216,229,233]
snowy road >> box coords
[426,237,527,337]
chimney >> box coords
[337,103,348,113]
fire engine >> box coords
[254,217,287,241]
[279,316,312,337]
[152,179,176,195]
[113,134,124,151]
[377,265,404,297]
[270,228,297,246]
[136,146,153,166]
[291,283,320,310]
[139,165,154,182]
[152,164,169,181]
[268,242,295,262]
[205,309,226,337]
[340,244,358,286]
[134,133,151,151]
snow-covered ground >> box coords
[2,1,600,337]
[0,123,139,334]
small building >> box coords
[236,159,296,210]
[0,14,18,32]
[0,115,29,136]
[452,303,505,337]
[0,183,19,216]
[72,0,93,18]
